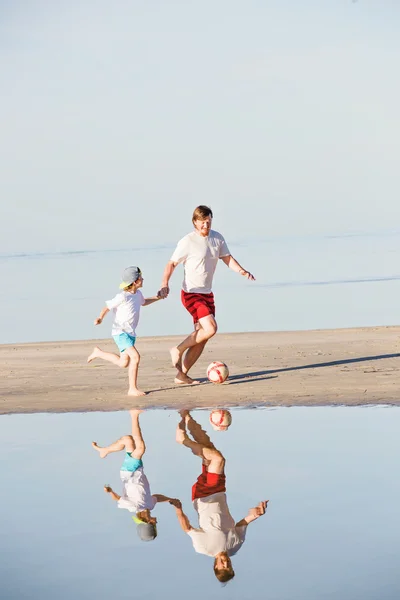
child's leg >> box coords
[92,434,135,459]
[125,346,146,396]
[129,409,146,459]
[87,346,130,368]
[176,414,225,474]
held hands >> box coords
[168,498,182,509]
[247,500,268,521]
[158,286,170,299]
[239,269,256,281]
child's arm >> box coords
[94,307,110,325]
[142,293,164,307]
[104,485,121,501]
[152,494,178,503]
[235,500,268,527]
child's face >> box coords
[135,275,144,288]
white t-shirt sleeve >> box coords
[218,235,230,258]
[235,525,247,543]
[106,292,124,310]
[170,237,189,265]
[117,497,137,512]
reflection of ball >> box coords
[209,409,232,431]
[207,361,229,384]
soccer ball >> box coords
[207,361,229,384]
[209,409,232,431]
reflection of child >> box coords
[92,410,177,542]
[87,266,163,396]
[174,411,268,583]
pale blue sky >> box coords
[1,1,400,255]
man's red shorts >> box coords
[181,290,215,325]
[192,464,226,501]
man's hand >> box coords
[159,286,170,299]
[168,498,182,509]
[157,290,166,300]
[247,500,268,521]
[94,317,103,325]
[239,269,256,281]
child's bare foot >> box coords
[170,346,182,369]
[129,409,144,416]
[87,347,100,363]
[174,372,200,385]
[176,421,187,444]
[92,441,108,458]
[128,388,147,397]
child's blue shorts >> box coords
[120,453,143,472]
[113,333,136,353]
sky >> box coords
[1,1,400,255]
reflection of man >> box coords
[172,411,268,583]
[92,409,177,542]
[159,205,255,384]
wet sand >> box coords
[1,326,399,415]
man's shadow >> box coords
[225,352,400,386]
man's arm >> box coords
[220,255,255,281]
[159,261,178,298]
[235,500,268,527]
[94,307,110,325]
[171,500,193,532]
[104,486,121,502]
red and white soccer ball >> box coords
[209,409,232,431]
[207,361,229,384]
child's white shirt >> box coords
[106,290,145,336]
[118,468,157,513]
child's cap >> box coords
[119,266,142,289]
[132,516,157,542]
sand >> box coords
[1,326,399,415]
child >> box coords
[92,410,178,542]
[87,266,163,396]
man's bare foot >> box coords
[128,389,147,397]
[174,372,200,385]
[92,441,108,458]
[170,346,182,369]
[87,347,100,363]
[176,421,187,444]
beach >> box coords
[1,325,399,414]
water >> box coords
[1,233,399,344]
[1,407,399,599]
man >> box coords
[92,409,178,541]
[172,411,268,583]
[160,205,255,384]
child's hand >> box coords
[169,498,182,509]
[104,485,112,493]
[94,317,102,325]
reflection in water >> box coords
[175,410,267,583]
[92,409,178,542]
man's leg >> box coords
[182,323,207,375]
[87,346,130,368]
[171,315,217,382]
[176,412,224,474]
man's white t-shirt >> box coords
[117,467,157,513]
[106,290,145,336]
[170,230,230,294]
[187,492,247,557]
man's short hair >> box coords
[192,205,213,224]
[214,566,235,583]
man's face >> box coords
[194,216,212,237]
[215,552,231,570]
